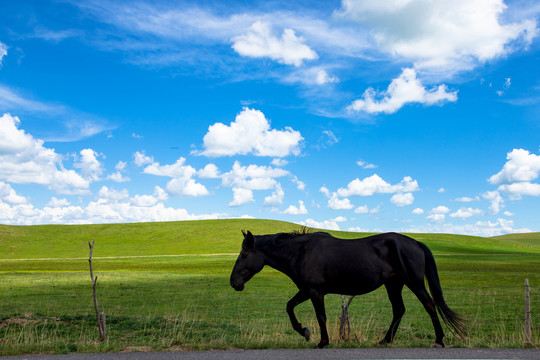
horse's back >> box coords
[295,232,425,294]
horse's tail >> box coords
[417,241,468,338]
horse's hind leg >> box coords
[411,285,445,347]
[286,290,310,341]
[379,278,405,346]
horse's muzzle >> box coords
[230,279,244,291]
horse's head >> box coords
[230,230,265,291]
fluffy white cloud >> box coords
[139,156,210,197]
[337,174,419,197]
[483,190,504,214]
[390,192,414,206]
[199,108,303,158]
[75,149,104,181]
[283,200,308,215]
[107,161,130,182]
[221,161,289,190]
[357,160,377,169]
[348,68,457,114]
[46,197,71,208]
[229,187,254,207]
[264,183,284,205]
[489,149,540,199]
[133,151,153,166]
[232,21,318,66]
[197,163,221,179]
[222,161,289,206]
[300,218,341,231]
[498,182,540,197]
[338,0,538,72]
[0,113,90,194]
[0,181,27,205]
[450,207,484,219]
[489,149,540,185]
[412,208,424,215]
[427,205,450,222]
[328,193,354,210]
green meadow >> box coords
[0,219,538,355]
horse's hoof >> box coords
[315,341,328,349]
[303,327,310,341]
[377,340,388,348]
[432,342,444,348]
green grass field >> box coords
[0,219,538,355]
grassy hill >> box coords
[1,219,538,259]
[0,219,538,355]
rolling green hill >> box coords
[1,219,538,260]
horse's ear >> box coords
[241,230,247,237]
[244,230,255,250]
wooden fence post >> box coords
[339,295,355,341]
[89,240,106,342]
[525,279,531,344]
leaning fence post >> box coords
[89,240,106,342]
[525,279,531,344]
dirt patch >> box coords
[0,317,40,328]
[121,346,153,352]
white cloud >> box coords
[0,113,90,194]
[483,190,504,214]
[390,192,414,206]
[140,156,209,197]
[450,207,484,219]
[283,200,308,215]
[0,181,27,205]
[412,208,424,215]
[107,161,130,183]
[197,164,221,178]
[498,182,540,197]
[354,205,368,213]
[133,151,153,166]
[348,68,457,114]
[320,186,331,197]
[264,183,284,205]
[222,161,289,190]
[328,193,354,210]
[337,174,419,197]
[337,0,538,72]
[357,160,377,169]
[291,176,306,191]
[131,186,168,207]
[488,149,540,199]
[75,149,104,181]
[427,205,450,222]
[232,21,318,66]
[503,211,514,217]
[229,187,254,207]
[455,196,480,202]
[316,69,339,85]
[0,41,7,65]
[46,197,71,208]
[300,218,341,231]
[198,107,303,158]
[489,149,540,185]
[271,158,288,167]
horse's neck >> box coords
[260,242,299,278]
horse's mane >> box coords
[255,227,330,249]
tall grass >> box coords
[0,219,538,355]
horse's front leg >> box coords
[286,290,310,341]
[309,290,329,348]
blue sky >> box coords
[1,0,540,236]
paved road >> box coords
[4,348,539,360]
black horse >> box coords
[230,230,466,348]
